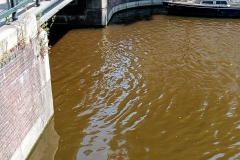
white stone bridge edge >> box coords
[104,0,164,25]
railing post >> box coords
[36,0,41,6]
[11,0,18,20]
[7,0,11,9]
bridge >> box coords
[0,0,163,26]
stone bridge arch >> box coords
[54,0,163,26]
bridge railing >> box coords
[0,0,41,21]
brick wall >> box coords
[0,32,53,159]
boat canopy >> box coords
[230,0,240,3]
[193,0,240,4]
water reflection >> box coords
[29,118,59,160]
[30,10,240,160]
[76,28,148,159]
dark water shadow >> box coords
[108,6,167,26]
[49,24,105,46]
[48,6,167,46]
[48,24,72,46]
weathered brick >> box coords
[0,44,47,159]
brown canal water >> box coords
[30,8,240,160]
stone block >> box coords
[127,1,139,8]
[139,0,153,6]
[152,0,163,4]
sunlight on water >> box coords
[30,9,240,160]
[75,29,149,159]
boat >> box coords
[163,0,240,17]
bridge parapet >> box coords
[107,0,163,23]
[53,0,163,26]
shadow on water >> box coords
[48,25,72,46]
[108,6,167,25]
[48,25,104,46]
[48,6,166,46]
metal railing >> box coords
[0,0,40,21]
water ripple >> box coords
[46,14,240,160]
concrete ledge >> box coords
[40,80,54,125]
[0,0,71,58]
[127,1,139,8]
[0,25,18,59]
[10,117,44,160]
[139,0,152,6]
[107,0,163,23]
[153,0,163,4]
[27,118,60,160]
[36,0,73,25]
[0,13,37,60]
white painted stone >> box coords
[13,13,38,43]
[152,0,164,4]
[127,1,139,8]
[108,9,113,22]
[38,29,49,87]
[0,13,38,60]
[0,26,18,59]
[37,0,73,25]
[103,8,108,26]
[10,147,23,160]
[102,0,108,8]
[27,119,60,160]
[44,52,51,83]
[40,81,54,125]
[10,117,44,160]
[112,5,117,16]
[119,3,128,11]
[107,0,163,24]
[37,29,51,83]
[139,0,153,6]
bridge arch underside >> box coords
[53,0,163,26]
[107,0,163,23]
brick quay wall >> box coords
[0,13,53,160]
